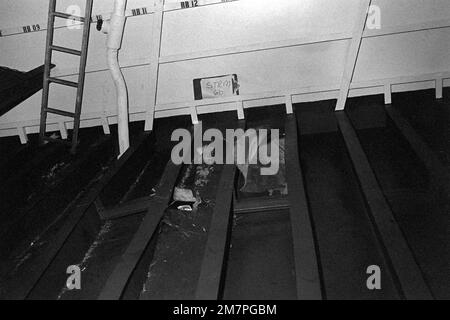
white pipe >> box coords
[107,0,129,158]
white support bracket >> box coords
[59,121,68,140]
[384,83,392,105]
[335,0,372,111]
[285,94,293,114]
[236,101,245,120]
[436,77,443,99]
[101,116,111,135]
[17,126,28,144]
[190,106,199,125]
[144,0,164,132]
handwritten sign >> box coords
[194,74,239,100]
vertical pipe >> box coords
[107,0,129,157]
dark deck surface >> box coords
[0,88,448,299]
[298,123,399,300]
[347,93,450,300]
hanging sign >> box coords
[194,74,239,100]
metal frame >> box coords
[336,112,433,300]
[194,121,245,300]
[285,114,323,300]
[98,159,183,300]
[335,0,372,111]
[144,0,165,132]
[2,102,446,299]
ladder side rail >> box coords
[72,0,95,153]
[39,0,57,143]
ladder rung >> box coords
[50,45,82,56]
[48,77,79,88]
[53,12,85,22]
[46,108,76,118]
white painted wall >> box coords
[0,0,449,139]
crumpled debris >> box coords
[173,187,196,203]
[177,205,193,212]
[195,164,214,188]
[42,132,61,144]
[42,162,67,182]
[237,136,288,196]
[192,191,202,210]
[172,163,211,211]
[172,189,202,212]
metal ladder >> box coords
[39,0,94,154]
